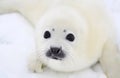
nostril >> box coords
[46,47,65,60]
[50,47,61,55]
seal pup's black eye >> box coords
[44,31,51,39]
[66,33,75,42]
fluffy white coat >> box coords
[0,0,120,78]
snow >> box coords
[0,0,120,78]
[0,13,36,78]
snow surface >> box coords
[0,0,120,78]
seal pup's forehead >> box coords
[36,6,88,32]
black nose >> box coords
[50,47,61,55]
[46,47,65,60]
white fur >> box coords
[0,0,119,78]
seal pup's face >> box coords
[35,6,99,72]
